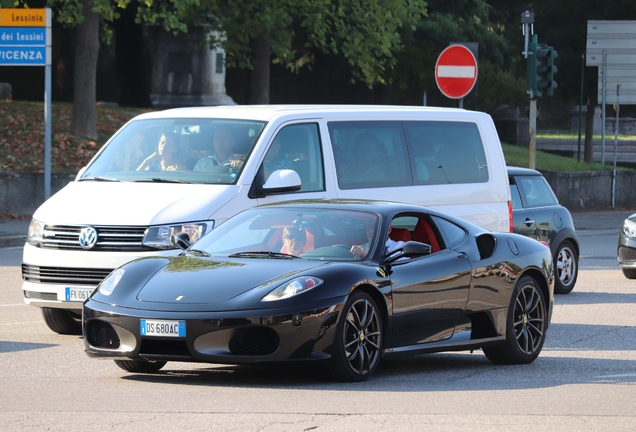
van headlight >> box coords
[143,221,213,249]
[27,219,45,246]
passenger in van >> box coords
[280,227,309,256]
[136,133,189,171]
[341,133,386,182]
[350,220,404,260]
[193,127,246,171]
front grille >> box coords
[229,327,279,356]
[619,246,636,262]
[40,224,148,251]
[86,321,120,349]
[22,264,113,286]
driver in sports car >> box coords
[350,221,404,260]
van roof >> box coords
[133,104,488,122]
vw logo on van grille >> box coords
[78,226,98,249]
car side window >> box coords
[430,215,466,248]
[509,177,524,210]
[403,121,489,185]
[267,123,324,192]
[516,176,558,208]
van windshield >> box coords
[79,118,267,184]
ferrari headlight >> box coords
[27,218,45,246]
[623,219,636,238]
[143,221,214,249]
[262,276,323,302]
[98,268,125,296]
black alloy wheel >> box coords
[483,275,547,364]
[330,291,383,381]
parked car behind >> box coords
[617,214,636,279]
[508,166,579,294]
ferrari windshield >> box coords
[192,207,380,262]
[79,118,266,184]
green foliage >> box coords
[199,0,428,88]
[502,142,611,172]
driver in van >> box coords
[192,127,245,171]
[136,133,189,171]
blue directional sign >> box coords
[0,46,47,66]
[0,27,46,45]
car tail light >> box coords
[508,200,513,233]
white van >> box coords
[22,105,511,334]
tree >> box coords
[45,0,198,139]
[195,0,428,104]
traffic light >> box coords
[526,35,558,98]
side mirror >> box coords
[262,169,302,195]
[384,241,432,264]
[171,232,191,251]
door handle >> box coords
[524,218,535,227]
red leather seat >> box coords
[389,228,411,242]
[413,219,440,252]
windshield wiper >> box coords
[128,178,191,184]
[228,251,300,259]
[187,249,211,257]
[79,176,121,182]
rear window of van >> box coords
[328,121,489,189]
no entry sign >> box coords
[435,44,478,99]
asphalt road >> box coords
[1,221,635,431]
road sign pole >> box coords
[44,8,51,199]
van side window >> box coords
[403,121,489,185]
[328,121,411,189]
[268,123,324,192]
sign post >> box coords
[0,8,52,199]
[435,44,478,106]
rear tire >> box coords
[114,360,167,373]
[329,291,383,382]
[553,240,578,294]
[622,268,636,279]
[41,308,82,335]
[483,275,547,364]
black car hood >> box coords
[136,255,328,305]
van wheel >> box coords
[554,240,578,294]
[114,360,167,373]
[41,308,82,335]
[483,275,547,364]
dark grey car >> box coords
[617,214,636,279]
[508,166,579,294]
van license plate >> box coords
[140,319,186,337]
[64,288,94,302]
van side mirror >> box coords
[261,169,302,195]
[384,241,432,263]
[171,232,191,251]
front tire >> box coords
[483,275,547,364]
[41,308,82,335]
[114,360,167,373]
[622,268,636,279]
[554,240,578,294]
[329,291,383,382]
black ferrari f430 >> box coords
[83,200,554,381]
